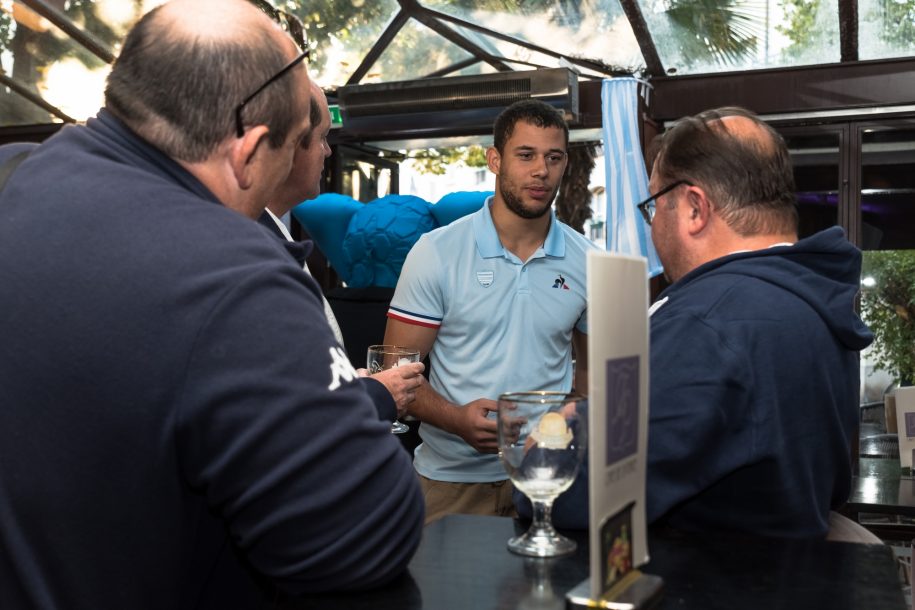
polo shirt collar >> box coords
[473,196,566,259]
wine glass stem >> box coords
[529,499,558,539]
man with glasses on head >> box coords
[0,1,423,608]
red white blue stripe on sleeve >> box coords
[386,306,442,329]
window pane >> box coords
[295,0,401,85]
[338,151,399,203]
[356,19,474,84]
[785,131,840,240]
[638,0,840,75]
[1,2,113,121]
[0,86,60,126]
[421,0,643,73]
[861,128,915,251]
[858,0,915,61]
[860,250,915,392]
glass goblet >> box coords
[498,391,586,557]
[367,344,420,434]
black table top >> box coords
[288,514,906,610]
[848,458,915,517]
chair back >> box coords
[826,511,883,545]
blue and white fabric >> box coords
[602,77,663,277]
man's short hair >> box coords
[493,99,569,154]
[650,106,798,236]
[104,4,302,162]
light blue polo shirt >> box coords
[388,198,598,482]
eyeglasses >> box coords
[235,0,310,138]
[637,180,691,225]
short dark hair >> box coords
[493,99,569,153]
[105,5,302,162]
[650,106,798,236]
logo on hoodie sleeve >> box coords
[328,346,357,390]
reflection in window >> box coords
[422,0,642,72]
[859,0,915,61]
[341,157,397,203]
[640,0,840,75]
[359,19,472,83]
[0,1,121,122]
[785,131,840,240]
[294,0,400,85]
[860,128,915,251]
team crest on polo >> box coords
[476,271,494,287]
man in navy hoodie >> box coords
[642,107,872,538]
[0,1,423,608]
[520,107,872,539]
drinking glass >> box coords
[497,391,586,557]
[367,345,420,434]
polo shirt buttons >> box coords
[518,264,530,294]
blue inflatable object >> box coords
[292,191,490,288]
[432,191,493,226]
[291,193,360,280]
[343,195,437,288]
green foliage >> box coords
[777,0,819,59]
[407,145,488,175]
[286,0,396,79]
[872,0,915,48]
[665,0,766,68]
[861,250,915,384]
[286,0,573,82]
[66,0,124,47]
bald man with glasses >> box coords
[531,106,873,540]
[0,2,423,608]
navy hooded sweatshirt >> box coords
[518,227,872,539]
[0,112,423,609]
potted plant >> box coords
[860,250,915,386]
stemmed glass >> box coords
[367,344,420,434]
[497,391,586,557]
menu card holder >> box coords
[566,252,663,609]
[565,572,663,609]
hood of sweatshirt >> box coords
[656,226,873,351]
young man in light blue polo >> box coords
[385,99,599,522]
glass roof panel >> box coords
[64,0,160,51]
[1,2,117,121]
[354,18,475,84]
[0,0,911,130]
[422,0,643,74]
[638,0,841,75]
[292,0,402,86]
[0,81,61,125]
[439,20,643,77]
[858,0,915,61]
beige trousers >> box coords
[419,474,517,524]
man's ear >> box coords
[229,125,271,191]
[486,146,501,174]
[684,185,712,235]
